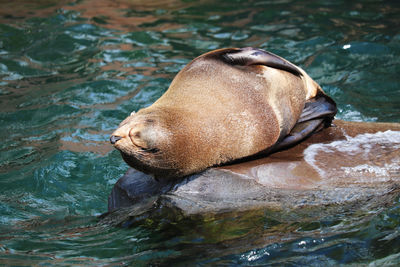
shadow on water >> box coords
[0,0,400,265]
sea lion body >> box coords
[111,48,336,179]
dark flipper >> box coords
[271,93,337,152]
[271,119,325,152]
[221,47,302,76]
[298,92,337,123]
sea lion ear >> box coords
[222,47,302,76]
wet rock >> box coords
[105,120,400,221]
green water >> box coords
[1,0,400,265]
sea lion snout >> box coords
[110,135,122,144]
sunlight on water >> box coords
[0,0,400,265]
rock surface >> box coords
[106,120,400,220]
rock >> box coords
[105,120,400,222]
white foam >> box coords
[304,130,400,178]
[341,162,400,178]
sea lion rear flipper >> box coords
[271,93,337,152]
[221,47,302,76]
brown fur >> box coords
[111,48,321,179]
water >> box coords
[0,0,399,265]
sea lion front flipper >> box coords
[298,92,337,123]
[271,93,337,152]
[221,47,302,76]
[272,119,325,151]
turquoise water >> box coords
[1,0,400,265]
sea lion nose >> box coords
[110,135,122,144]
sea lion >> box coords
[110,47,337,179]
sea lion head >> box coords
[110,109,169,173]
[110,107,189,178]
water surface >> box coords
[1,0,400,265]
